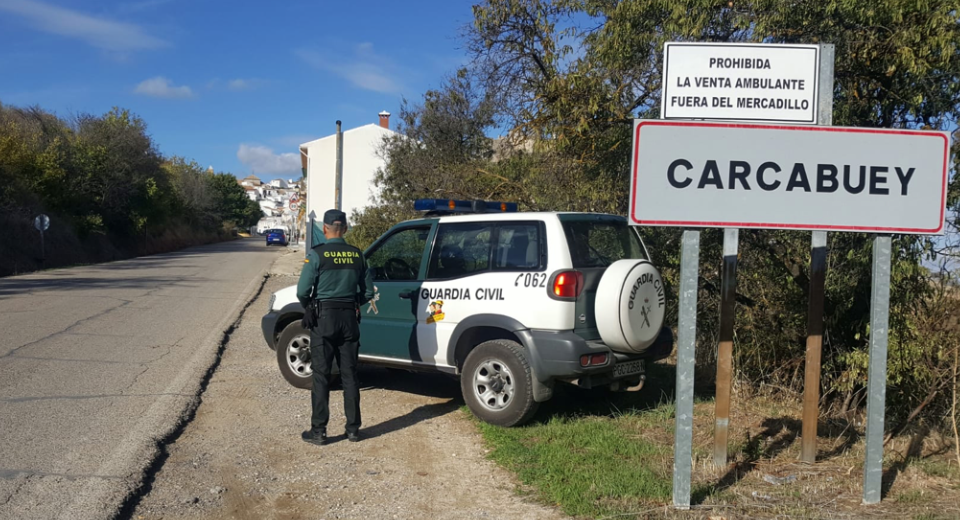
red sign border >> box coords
[630,120,950,234]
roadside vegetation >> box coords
[0,104,262,277]
[350,0,960,515]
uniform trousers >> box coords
[310,307,361,434]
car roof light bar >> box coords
[414,199,518,214]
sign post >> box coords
[863,235,893,504]
[33,214,50,261]
[713,228,738,468]
[801,43,835,463]
[672,229,699,509]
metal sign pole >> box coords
[713,228,738,467]
[800,43,835,463]
[39,230,45,261]
[863,235,892,504]
[673,229,700,509]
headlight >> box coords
[268,293,276,310]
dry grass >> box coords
[479,362,960,520]
[630,393,960,519]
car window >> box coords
[493,223,542,271]
[562,219,647,268]
[366,226,430,281]
[427,223,493,280]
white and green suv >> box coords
[261,199,673,427]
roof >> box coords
[298,123,397,151]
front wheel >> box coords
[461,340,539,427]
[275,321,339,389]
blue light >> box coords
[414,199,518,213]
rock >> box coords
[210,486,226,495]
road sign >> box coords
[630,120,950,234]
[34,214,50,232]
[661,42,820,124]
[290,202,299,211]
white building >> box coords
[299,111,397,224]
[240,175,262,187]
[270,178,289,189]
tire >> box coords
[461,340,539,427]
[275,321,339,390]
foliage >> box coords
[0,102,263,275]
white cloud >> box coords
[226,78,266,91]
[237,144,301,175]
[134,76,194,98]
[295,43,405,94]
[206,78,265,91]
[227,79,251,91]
[0,0,167,52]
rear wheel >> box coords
[275,321,339,389]
[461,340,539,427]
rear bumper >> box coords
[522,326,674,386]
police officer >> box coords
[297,209,374,445]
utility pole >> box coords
[335,120,343,211]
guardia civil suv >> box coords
[261,199,673,427]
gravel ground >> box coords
[131,267,566,520]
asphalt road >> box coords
[0,238,284,520]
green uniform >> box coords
[297,238,374,307]
[296,238,373,437]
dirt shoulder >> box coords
[130,273,565,520]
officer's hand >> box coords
[301,304,318,329]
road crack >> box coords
[112,274,270,520]
[0,298,135,360]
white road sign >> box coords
[661,42,820,124]
[33,214,50,232]
[630,120,951,234]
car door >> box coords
[359,222,435,361]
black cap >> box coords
[323,209,347,226]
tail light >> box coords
[579,353,608,367]
[552,271,584,299]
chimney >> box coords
[378,110,390,129]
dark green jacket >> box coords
[296,238,374,307]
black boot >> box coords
[346,431,362,443]
[301,429,327,446]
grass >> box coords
[470,362,960,519]
[475,414,672,517]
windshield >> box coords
[561,217,647,268]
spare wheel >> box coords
[596,259,666,354]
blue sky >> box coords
[0,0,473,181]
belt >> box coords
[317,300,355,310]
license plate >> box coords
[613,360,645,378]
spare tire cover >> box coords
[596,259,666,354]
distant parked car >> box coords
[265,229,288,246]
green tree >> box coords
[207,172,262,230]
